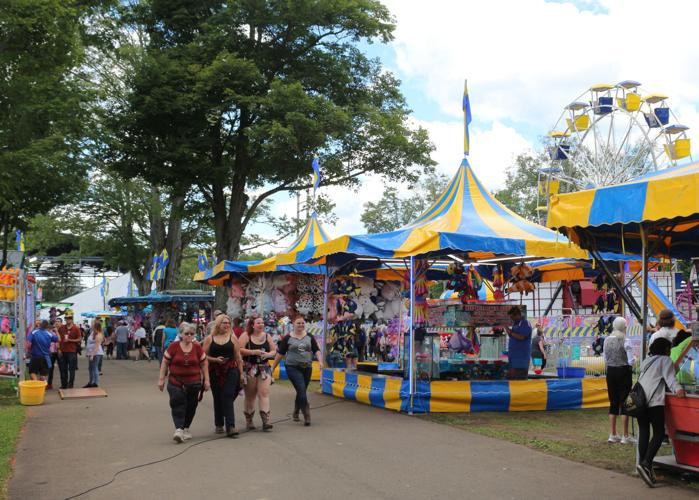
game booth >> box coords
[260,159,615,413]
[548,161,699,472]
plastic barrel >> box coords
[19,380,47,406]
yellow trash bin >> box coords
[19,380,47,406]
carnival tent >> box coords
[547,161,699,258]
[547,160,699,354]
[193,212,330,285]
[273,159,588,269]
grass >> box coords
[422,408,698,490]
[0,379,25,500]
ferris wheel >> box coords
[542,81,692,192]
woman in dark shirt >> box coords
[239,317,277,431]
[202,314,244,437]
[272,315,323,426]
[158,322,209,443]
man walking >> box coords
[27,320,59,382]
[58,312,82,389]
[115,321,130,360]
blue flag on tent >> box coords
[157,249,169,280]
[463,80,472,156]
[15,230,24,251]
[147,254,159,282]
[311,157,321,195]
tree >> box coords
[493,152,543,223]
[0,0,97,265]
[361,173,449,233]
[107,1,434,306]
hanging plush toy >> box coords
[507,263,536,295]
[492,266,505,301]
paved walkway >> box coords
[9,358,694,500]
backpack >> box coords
[623,356,661,417]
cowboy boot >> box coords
[302,403,311,426]
[292,406,300,422]
[260,411,273,431]
[244,411,256,431]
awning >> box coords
[109,293,214,307]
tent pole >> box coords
[641,226,649,360]
[321,271,329,388]
[408,255,415,414]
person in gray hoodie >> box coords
[635,337,686,487]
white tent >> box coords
[41,273,133,320]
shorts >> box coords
[29,356,49,376]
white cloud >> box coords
[249,0,699,252]
[384,0,699,143]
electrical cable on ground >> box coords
[63,399,346,500]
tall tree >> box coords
[108,1,434,306]
[493,152,543,223]
[0,0,97,265]
[361,173,449,233]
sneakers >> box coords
[621,435,637,445]
[607,434,621,443]
[182,428,192,441]
[215,426,224,434]
[636,463,655,487]
[173,428,184,443]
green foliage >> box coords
[0,379,25,500]
[493,152,544,223]
[0,0,97,262]
[361,173,449,233]
[106,0,434,265]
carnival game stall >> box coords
[547,160,699,473]
[194,214,334,381]
[0,269,35,383]
[270,159,610,413]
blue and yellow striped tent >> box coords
[193,213,331,285]
[547,162,699,258]
[274,159,587,267]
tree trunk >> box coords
[162,193,185,291]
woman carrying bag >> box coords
[634,337,685,487]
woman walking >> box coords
[158,322,209,443]
[603,317,635,444]
[202,314,243,437]
[239,317,277,431]
[635,337,686,487]
[273,315,323,426]
[162,318,179,351]
[84,320,105,388]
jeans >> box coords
[48,353,58,386]
[154,346,163,364]
[286,364,312,412]
[606,365,632,415]
[210,369,240,429]
[637,405,665,467]
[167,382,202,430]
[116,342,128,360]
[89,355,103,386]
[58,352,78,388]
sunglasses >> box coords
[220,321,231,325]
[183,332,195,336]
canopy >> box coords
[547,162,699,258]
[275,159,587,268]
[193,213,331,284]
[81,310,127,318]
[109,292,214,306]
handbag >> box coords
[623,356,661,417]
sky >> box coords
[250,0,699,254]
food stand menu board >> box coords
[429,301,524,328]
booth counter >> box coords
[321,368,608,413]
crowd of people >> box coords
[157,313,322,443]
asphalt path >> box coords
[9,358,695,500]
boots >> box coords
[302,403,311,427]
[292,407,300,422]
[244,411,256,431]
[260,411,273,431]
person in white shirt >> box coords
[648,309,678,348]
[134,325,150,361]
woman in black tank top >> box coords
[239,317,277,431]
[202,314,243,437]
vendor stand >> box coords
[271,158,610,413]
[547,160,699,475]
